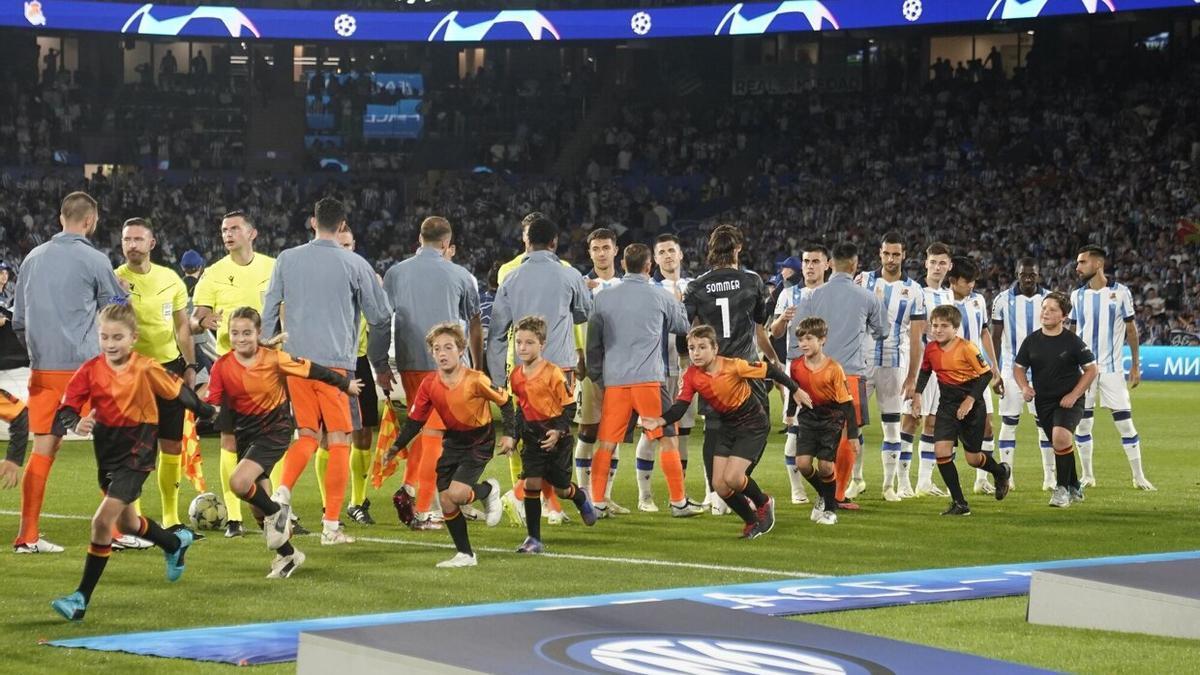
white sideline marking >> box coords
[352,534,826,577]
[0,510,825,578]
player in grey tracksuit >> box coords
[584,244,701,517]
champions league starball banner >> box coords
[8,0,1199,43]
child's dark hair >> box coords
[795,316,828,339]
[929,305,963,328]
[426,321,467,350]
[98,303,138,332]
[515,315,548,344]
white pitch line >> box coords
[0,510,825,578]
[0,510,90,521]
[352,534,825,577]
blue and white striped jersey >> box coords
[859,272,925,368]
[1070,281,1135,374]
[587,270,622,297]
[953,291,990,363]
[920,282,955,347]
[774,283,817,359]
[991,285,1049,373]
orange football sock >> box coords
[513,478,526,501]
[402,435,423,488]
[660,448,686,503]
[322,443,350,521]
[415,434,443,514]
[589,448,613,505]
[17,453,54,544]
[834,437,854,502]
[280,436,320,490]
[542,484,561,511]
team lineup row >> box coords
[0,192,1149,622]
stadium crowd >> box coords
[1,42,1197,341]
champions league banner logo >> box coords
[121,3,260,38]
[5,0,1198,42]
[715,2,840,35]
[428,10,560,41]
[986,0,1116,20]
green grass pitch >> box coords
[1,382,1195,673]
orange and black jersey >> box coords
[392,368,516,452]
[662,357,796,428]
[787,356,859,438]
[54,353,214,463]
[916,337,993,400]
[510,360,575,437]
[207,347,350,446]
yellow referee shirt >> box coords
[192,253,275,354]
[115,262,189,363]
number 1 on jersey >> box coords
[716,297,731,338]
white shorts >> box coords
[999,374,1038,418]
[983,388,995,414]
[664,373,697,429]
[867,366,907,415]
[919,379,940,417]
[575,376,604,426]
[1084,372,1132,411]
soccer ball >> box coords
[630,11,652,36]
[901,0,922,22]
[188,493,227,530]
[334,13,357,38]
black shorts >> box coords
[97,466,152,503]
[1036,397,1085,441]
[436,440,495,492]
[155,356,188,442]
[214,401,236,434]
[709,420,768,461]
[795,412,844,462]
[933,391,986,452]
[94,424,159,503]
[238,441,287,478]
[355,356,379,428]
[519,429,573,489]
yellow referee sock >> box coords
[314,447,329,505]
[509,450,524,488]
[350,445,371,506]
[156,451,183,528]
[220,448,243,523]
